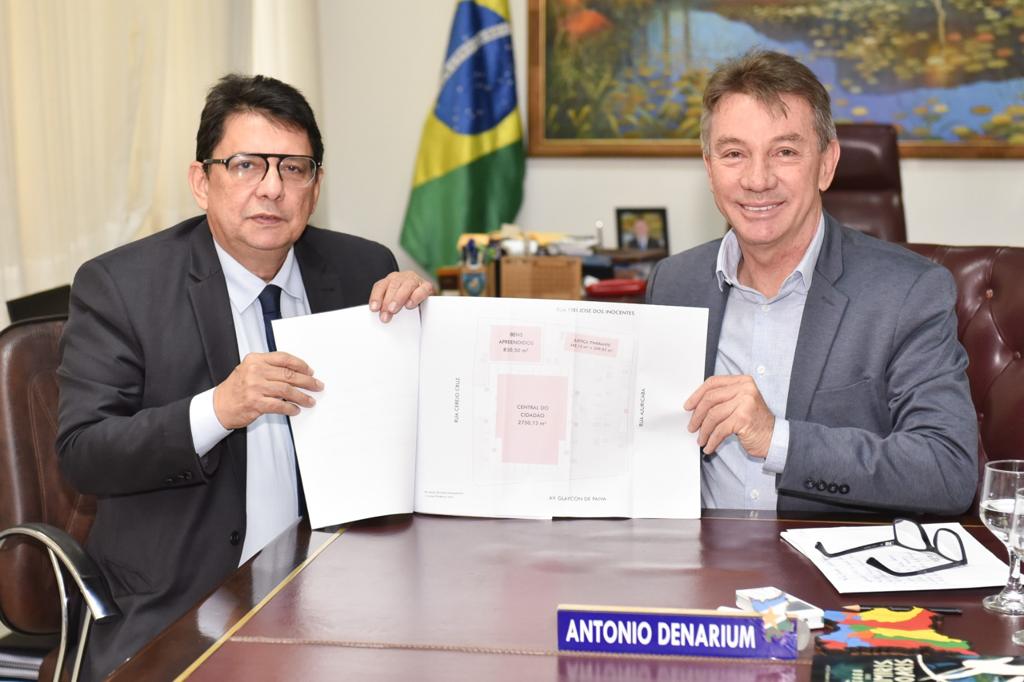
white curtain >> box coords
[0,0,321,326]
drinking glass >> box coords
[979,460,1024,614]
[1012,488,1024,644]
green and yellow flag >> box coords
[400,0,525,276]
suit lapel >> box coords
[187,220,245,474]
[187,221,240,382]
[704,282,730,379]
[786,215,849,421]
[295,231,346,313]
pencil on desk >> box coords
[842,604,962,615]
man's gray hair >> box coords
[699,50,836,155]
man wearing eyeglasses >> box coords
[56,74,431,681]
[648,50,978,516]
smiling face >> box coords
[188,111,321,280]
[703,92,839,259]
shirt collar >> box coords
[212,242,304,313]
[715,213,825,294]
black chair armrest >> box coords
[0,523,119,624]
[1,522,120,682]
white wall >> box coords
[318,0,1024,276]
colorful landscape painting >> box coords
[528,0,1024,156]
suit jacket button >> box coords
[838,484,850,495]
[816,480,828,491]
[827,483,839,493]
[164,477,175,486]
[804,478,817,490]
[229,531,241,545]
[182,471,193,481]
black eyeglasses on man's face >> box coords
[203,153,321,188]
[815,518,967,577]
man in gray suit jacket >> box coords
[57,75,432,680]
[647,50,977,515]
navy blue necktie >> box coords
[258,285,282,352]
[257,284,307,517]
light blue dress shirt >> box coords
[188,243,310,564]
[701,216,824,510]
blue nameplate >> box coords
[557,604,798,660]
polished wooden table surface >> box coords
[107,512,1020,681]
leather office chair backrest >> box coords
[0,316,96,634]
[6,285,71,324]
[823,123,907,242]
[903,245,1024,468]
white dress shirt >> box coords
[188,243,310,564]
[701,215,824,510]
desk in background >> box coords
[108,513,1011,681]
[436,249,664,301]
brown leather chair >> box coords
[823,123,907,242]
[6,285,70,324]
[0,316,119,681]
[904,245,1024,472]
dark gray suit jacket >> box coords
[646,214,978,515]
[56,216,397,680]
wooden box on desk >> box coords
[499,256,581,300]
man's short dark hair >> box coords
[700,50,836,155]
[195,74,324,164]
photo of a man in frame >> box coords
[618,208,668,252]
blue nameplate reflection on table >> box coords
[557,604,798,660]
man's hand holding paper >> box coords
[685,375,775,458]
[214,351,323,428]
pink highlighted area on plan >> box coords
[490,325,542,362]
[495,374,568,465]
[564,332,619,358]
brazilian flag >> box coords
[400,0,525,276]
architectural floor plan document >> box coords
[273,297,708,528]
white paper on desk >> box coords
[781,523,1007,594]
[413,297,706,520]
[272,307,420,529]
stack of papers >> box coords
[781,523,1007,594]
[0,649,43,680]
[548,236,598,256]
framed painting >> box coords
[528,0,1024,158]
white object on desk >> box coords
[735,586,824,629]
[781,523,1007,594]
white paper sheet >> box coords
[272,307,420,529]
[414,297,706,520]
[274,296,707,527]
[781,523,1008,594]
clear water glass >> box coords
[1012,488,1024,645]
[980,460,1024,614]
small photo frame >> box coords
[616,208,668,252]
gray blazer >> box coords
[646,214,978,515]
[57,216,397,681]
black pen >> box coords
[842,603,962,615]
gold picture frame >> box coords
[528,0,1024,158]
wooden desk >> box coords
[107,513,1016,681]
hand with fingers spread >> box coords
[369,270,434,323]
[684,375,775,458]
[213,351,324,430]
